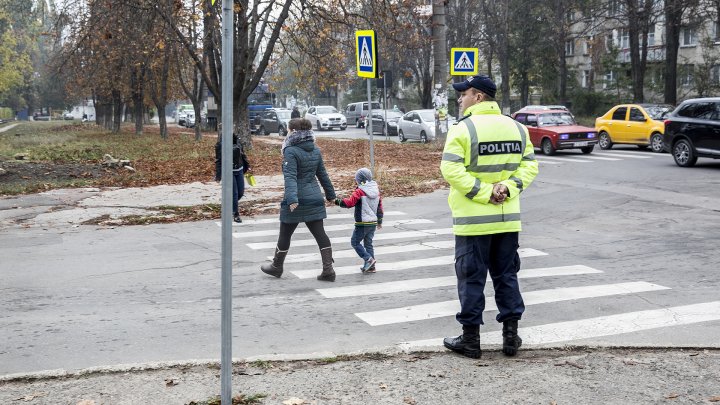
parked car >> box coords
[512,108,597,155]
[256,108,292,136]
[345,101,381,128]
[595,104,672,152]
[397,109,437,143]
[365,110,404,136]
[514,105,570,114]
[305,106,347,131]
[63,112,74,120]
[662,97,720,167]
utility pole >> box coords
[432,0,449,139]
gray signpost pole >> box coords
[220,0,234,401]
[367,79,375,172]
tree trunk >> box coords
[432,0,448,138]
[664,0,682,105]
[112,90,122,133]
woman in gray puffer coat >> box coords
[261,118,338,281]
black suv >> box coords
[663,98,720,167]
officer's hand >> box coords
[289,203,298,212]
[491,183,508,204]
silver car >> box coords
[305,106,347,131]
[397,109,436,143]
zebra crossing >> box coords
[233,210,720,351]
[535,149,661,165]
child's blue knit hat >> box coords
[355,167,372,184]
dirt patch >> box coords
[0,160,114,193]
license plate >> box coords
[575,141,588,146]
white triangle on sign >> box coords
[359,38,373,67]
[455,52,474,70]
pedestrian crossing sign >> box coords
[355,30,378,78]
[450,48,478,76]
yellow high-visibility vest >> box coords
[440,101,538,236]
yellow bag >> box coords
[244,173,256,186]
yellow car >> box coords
[594,104,672,152]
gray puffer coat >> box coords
[280,132,336,223]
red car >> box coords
[512,109,597,155]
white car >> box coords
[397,109,436,143]
[305,106,347,131]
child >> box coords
[335,168,383,273]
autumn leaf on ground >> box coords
[665,393,680,399]
[76,401,96,405]
[708,396,720,402]
[403,397,417,404]
[379,383,388,390]
[14,392,47,401]
[165,378,179,386]
[282,398,308,405]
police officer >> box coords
[440,75,538,358]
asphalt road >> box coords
[2,145,720,376]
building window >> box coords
[713,22,720,42]
[648,24,655,46]
[582,70,591,88]
[680,65,694,86]
[608,0,623,16]
[680,27,696,46]
[566,39,575,56]
[619,28,630,49]
[603,71,616,89]
[583,37,591,55]
[711,65,720,84]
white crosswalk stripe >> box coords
[355,281,670,326]
[593,152,652,159]
[280,241,456,263]
[400,301,720,350]
[536,156,593,163]
[316,265,602,298]
[216,211,407,226]
[290,248,549,279]
[235,218,433,238]
[573,155,621,161]
[245,227,454,249]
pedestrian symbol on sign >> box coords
[359,38,373,68]
[450,47,478,76]
[455,52,473,70]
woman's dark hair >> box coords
[289,118,312,131]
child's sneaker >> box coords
[361,257,376,273]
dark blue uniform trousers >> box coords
[454,232,525,326]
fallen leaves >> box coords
[709,396,720,402]
[665,393,680,399]
[165,378,179,387]
[13,392,47,402]
[554,360,586,369]
[282,398,308,405]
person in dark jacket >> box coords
[215,134,249,223]
[260,118,337,281]
[335,168,384,273]
[291,106,301,119]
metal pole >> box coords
[220,0,234,401]
[383,74,388,141]
[367,79,375,172]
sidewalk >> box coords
[1,348,718,404]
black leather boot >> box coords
[317,246,336,282]
[502,319,522,356]
[260,246,287,278]
[443,325,481,359]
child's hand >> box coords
[334,198,342,206]
[377,223,382,231]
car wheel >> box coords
[673,139,697,167]
[317,121,322,131]
[580,146,594,154]
[599,131,613,150]
[399,130,406,143]
[258,125,267,136]
[279,126,287,137]
[541,138,556,155]
[420,132,427,144]
[650,133,664,153]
